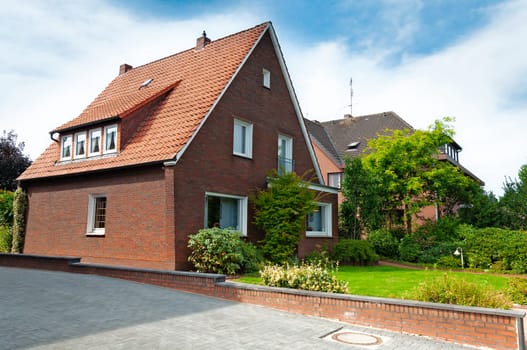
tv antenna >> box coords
[349,77,353,116]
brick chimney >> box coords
[119,63,133,75]
[196,31,211,50]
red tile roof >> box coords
[19,22,270,180]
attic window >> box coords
[139,78,153,89]
[262,68,271,88]
[347,141,360,150]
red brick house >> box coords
[18,22,338,270]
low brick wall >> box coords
[1,253,525,350]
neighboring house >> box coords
[306,111,414,202]
[18,22,338,270]
[306,112,483,223]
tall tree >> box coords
[341,118,479,234]
[0,131,31,191]
[499,164,527,230]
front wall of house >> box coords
[172,32,337,268]
[23,166,175,269]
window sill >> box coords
[306,231,331,238]
[86,231,105,237]
[233,152,253,160]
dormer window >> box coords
[104,125,117,154]
[74,132,86,159]
[89,128,101,156]
[60,135,72,160]
[262,68,270,88]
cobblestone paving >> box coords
[0,267,477,350]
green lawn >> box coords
[236,265,510,299]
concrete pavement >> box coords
[0,267,477,349]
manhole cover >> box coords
[331,332,383,346]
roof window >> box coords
[347,141,360,150]
[139,78,153,89]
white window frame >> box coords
[278,134,293,174]
[306,202,332,237]
[233,119,253,158]
[262,68,271,88]
[103,124,118,154]
[60,134,73,161]
[86,194,107,236]
[88,128,102,157]
[204,192,248,236]
[328,172,342,189]
[74,132,87,159]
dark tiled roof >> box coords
[319,111,414,159]
[304,118,342,165]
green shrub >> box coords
[435,255,461,269]
[405,274,512,309]
[332,239,379,265]
[253,170,317,263]
[0,225,12,253]
[303,244,335,269]
[187,227,261,275]
[260,262,348,293]
[0,190,14,226]
[507,277,527,305]
[367,229,399,258]
[460,225,527,273]
[398,236,420,262]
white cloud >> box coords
[0,0,260,160]
[2,0,526,196]
[288,0,527,195]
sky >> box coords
[1,0,526,196]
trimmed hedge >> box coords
[332,239,379,265]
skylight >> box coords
[347,141,360,150]
[139,78,153,89]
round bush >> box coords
[187,227,261,275]
[332,239,379,265]
[367,229,399,258]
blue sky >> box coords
[1,0,526,195]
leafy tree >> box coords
[341,118,479,234]
[0,131,31,191]
[499,164,527,230]
[340,157,384,238]
[253,170,317,263]
[458,188,503,228]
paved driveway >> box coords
[0,267,474,350]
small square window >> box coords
[233,119,253,158]
[262,68,270,88]
[328,172,343,189]
[306,202,332,237]
[104,125,117,154]
[87,194,107,235]
[88,128,101,156]
[60,135,72,161]
[74,132,86,159]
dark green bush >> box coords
[187,227,262,275]
[0,190,14,227]
[367,229,399,258]
[332,239,379,265]
[405,274,512,309]
[460,225,527,273]
[303,244,335,269]
[398,236,420,262]
[435,255,461,269]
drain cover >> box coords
[331,332,383,346]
